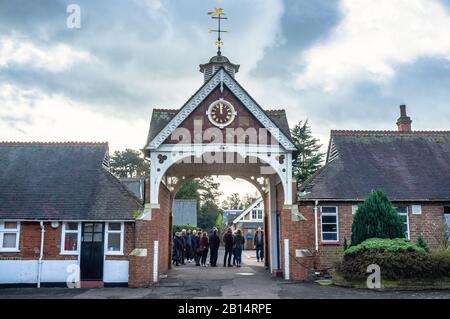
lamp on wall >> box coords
[51,221,60,229]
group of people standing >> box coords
[172,227,264,268]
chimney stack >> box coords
[396,105,412,132]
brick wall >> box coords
[279,183,317,281]
[128,182,172,287]
[297,201,448,271]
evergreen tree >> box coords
[291,120,325,184]
[110,149,148,178]
[351,190,405,246]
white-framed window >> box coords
[251,209,263,221]
[352,205,358,215]
[320,207,339,242]
[60,222,81,255]
[396,206,410,240]
[105,222,124,255]
[444,207,450,241]
[0,221,20,252]
[411,205,422,215]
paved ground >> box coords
[0,249,449,299]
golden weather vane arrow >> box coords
[208,7,229,55]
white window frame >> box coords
[444,213,450,241]
[396,206,410,240]
[0,221,21,252]
[104,222,124,256]
[60,222,81,255]
[320,206,339,243]
[411,205,422,215]
[251,209,263,221]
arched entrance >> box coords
[128,55,301,288]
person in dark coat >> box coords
[223,228,234,267]
[208,228,220,267]
[194,230,202,266]
[233,229,245,267]
[185,229,193,262]
[199,232,209,267]
[172,232,182,266]
[180,229,187,265]
[254,227,264,262]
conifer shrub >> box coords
[351,190,405,246]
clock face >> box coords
[207,100,236,127]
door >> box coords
[80,222,104,281]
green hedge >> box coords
[344,238,426,255]
[338,238,450,280]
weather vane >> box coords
[208,8,229,55]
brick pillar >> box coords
[128,183,173,287]
[128,220,153,288]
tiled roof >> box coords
[299,131,450,202]
[0,142,143,220]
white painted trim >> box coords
[149,144,293,207]
[146,69,296,151]
[284,239,289,280]
[320,206,339,243]
[153,240,159,283]
[233,197,263,224]
[60,222,81,255]
[0,221,21,252]
[104,222,125,256]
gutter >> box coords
[37,221,45,288]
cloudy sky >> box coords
[2,0,450,200]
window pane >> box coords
[321,207,337,213]
[94,224,103,232]
[322,233,337,241]
[322,224,337,232]
[3,233,17,248]
[108,223,121,231]
[66,223,78,231]
[107,233,121,251]
[4,222,18,230]
[83,233,92,242]
[64,233,78,251]
[93,233,103,242]
[396,206,407,214]
[84,223,93,233]
[322,215,336,223]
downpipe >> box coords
[37,221,45,288]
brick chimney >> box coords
[396,105,412,132]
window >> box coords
[411,205,422,215]
[396,206,410,240]
[251,209,263,221]
[321,207,339,242]
[352,205,358,215]
[61,222,81,255]
[0,221,20,252]
[444,207,450,241]
[105,222,124,255]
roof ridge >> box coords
[0,141,108,146]
[153,108,179,112]
[331,130,450,136]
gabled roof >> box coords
[144,68,297,153]
[0,142,143,220]
[233,197,263,224]
[299,131,450,202]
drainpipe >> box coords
[37,221,45,288]
[314,200,319,252]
